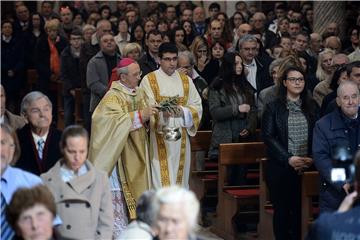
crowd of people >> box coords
[1,0,360,239]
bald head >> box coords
[96,20,112,39]
[332,54,350,67]
[237,23,253,39]
[324,36,342,54]
[193,7,205,23]
[310,32,322,54]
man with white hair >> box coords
[89,58,158,236]
[155,186,200,240]
[15,91,62,175]
[313,80,360,213]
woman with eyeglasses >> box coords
[262,66,319,240]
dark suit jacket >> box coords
[16,124,62,176]
[138,52,158,78]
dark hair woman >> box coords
[181,20,196,47]
[130,23,145,49]
[208,52,257,184]
[262,66,319,240]
[320,65,349,116]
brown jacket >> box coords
[4,109,26,130]
[41,160,113,240]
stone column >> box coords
[313,2,346,39]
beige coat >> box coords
[41,160,113,240]
[4,109,26,130]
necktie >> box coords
[37,139,45,160]
[1,192,14,239]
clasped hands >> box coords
[288,156,313,172]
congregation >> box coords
[1,1,360,239]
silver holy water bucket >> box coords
[162,126,182,141]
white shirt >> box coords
[60,163,88,182]
[32,131,48,151]
[245,59,258,90]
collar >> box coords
[159,67,177,77]
[244,59,256,67]
[2,35,12,43]
[117,81,137,93]
[91,33,99,45]
[60,161,88,182]
[32,131,49,144]
[0,115,4,124]
[1,166,13,183]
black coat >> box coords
[60,46,81,95]
[1,36,25,93]
[262,98,318,178]
[16,124,62,176]
[138,52,158,78]
[35,34,68,92]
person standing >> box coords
[60,29,83,127]
[90,58,158,236]
[262,66,318,240]
[140,43,202,189]
[87,33,120,114]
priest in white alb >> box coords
[140,43,202,189]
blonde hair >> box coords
[44,19,60,31]
[316,48,335,82]
[189,36,210,65]
[122,42,142,57]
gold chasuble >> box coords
[89,82,151,219]
[140,68,202,189]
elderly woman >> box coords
[15,91,62,175]
[41,125,113,239]
[313,48,335,106]
[155,186,200,240]
[262,66,318,240]
[122,42,143,61]
[35,19,68,93]
[6,185,57,240]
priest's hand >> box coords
[140,106,159,122]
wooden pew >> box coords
[189,131,216,202]
[212,142,266,240]
[258,158,274,240]
[301,171,319,240]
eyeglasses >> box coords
[161,57,178,62]
[125,71,142,78]
[287,77,305,83]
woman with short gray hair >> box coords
[155,186,200,240]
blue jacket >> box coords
[313,108,360,212]
[306,205,360,239]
